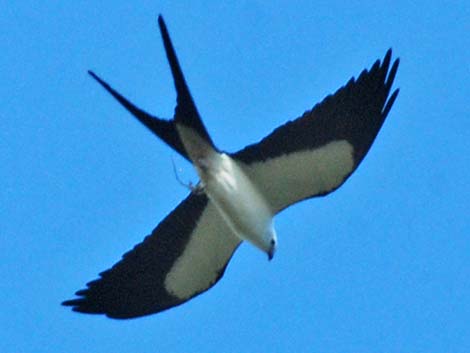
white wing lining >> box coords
[164,201,241,299]
[240,140,355,213]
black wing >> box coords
[233,50,399,212]
[62,193,241,318]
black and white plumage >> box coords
[62,16,400,319]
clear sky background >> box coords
[1,1,469,352]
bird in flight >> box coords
[63,15,399,319]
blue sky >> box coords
[1,1,469,352]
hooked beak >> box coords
[267,246,275,261]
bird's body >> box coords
[195,151,277,257]
[63,15,400,318]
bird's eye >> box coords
[270,239,276,245]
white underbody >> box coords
[166,125,355,298]
[196,152,275,253]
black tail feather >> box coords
[88,70,190,161]
[157,15,216,151]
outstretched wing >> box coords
[62,193,241,319]
[234,50,399,213]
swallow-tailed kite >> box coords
[63,16,400,318]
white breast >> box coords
[197,153,274,250]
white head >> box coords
[250,223,277,261]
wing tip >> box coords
[62,296,102,314]
[62,291,122,318]
[380,48,400,118]
[386,58,400,91]
[382,48,400,82]
[382,88,400,119]
[382,48,392,69]
[62,292,173,319]
[61,298,78,307]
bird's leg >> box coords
[171,157,205,195]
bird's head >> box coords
[245,222,277,260]
[263,225,277,261]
